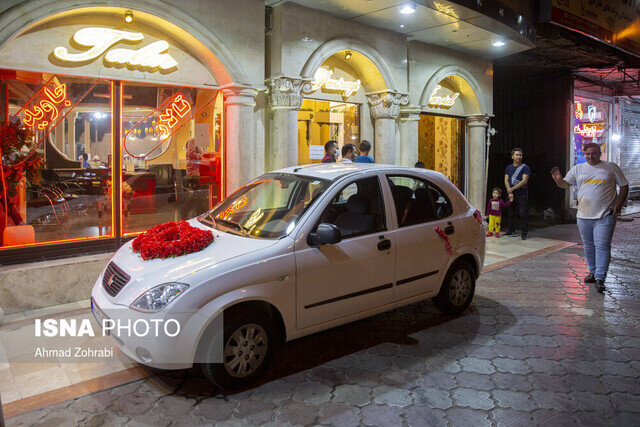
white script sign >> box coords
[311,68,361,98]
[428,85,460,109]
[53,27,178,71]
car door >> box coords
[294,174,395,330]
[386,174,461,302]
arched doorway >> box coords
[300,39,402,166]
[418,65,489,210]
[267,37,404,169]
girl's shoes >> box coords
[495,232,501,238]
[486,231,493,237]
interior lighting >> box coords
[612,133,621,141]
[344,51,352,60]
[400,24,405,28]
[399,2,416,14]
[124,11,133,23]
[492,40,506,47]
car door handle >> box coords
[444,225,455,235]
[377,239,391,251]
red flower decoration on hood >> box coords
[132,220,213,260]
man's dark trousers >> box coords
[508,194,528,233]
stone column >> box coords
[222,85,260,194]
[466,114,489,210]
[266,76,310,170]
[367,91,408,165]
[399,106,421,167]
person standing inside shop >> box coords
[186,138,202,187]
[551,143,629,292]
[81,153,91,169]
[321,140,339,163]
[354,140,374,163]
[504,148,530,240]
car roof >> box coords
[273,163,448,182]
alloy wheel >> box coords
[223,323,269,378]
[449,269,472,306]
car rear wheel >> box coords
[433,260,475,315]
[201,307,276,390]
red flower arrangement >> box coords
[132,221,214,260]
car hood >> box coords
[105,219,279,304]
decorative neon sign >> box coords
[53,27,177,71]
[587,105,596,123]
[574,102,583,119]
[574,123,602,138]
[157,95,191,138]
[22,84,71,129]
[428,85,460,109]
[311,68,361,98]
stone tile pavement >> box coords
[5,217,640,426]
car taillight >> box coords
[473,209,483,224]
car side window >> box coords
[387,175,453,226]
[318,176,386,239]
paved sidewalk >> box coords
[5,218,640,426]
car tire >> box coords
[201,306,276,390]
[433,260,475,315]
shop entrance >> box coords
[297,99,360,164]
[418,114,465,191]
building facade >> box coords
[0,0,532,266]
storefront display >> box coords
[572,97,609,165]
[0,9,228,257]
[298,99,359,164]
[571,96,611,206]
[296,53,369,165]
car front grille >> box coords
[102,262,131,297]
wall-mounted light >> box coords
[612,133,621,141]
[344,51,352,60]
[399,2,416,14]
[124,11,133,23]
[492,40,506,47]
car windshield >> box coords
[199,173,331,238]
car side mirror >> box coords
[308,223,342,246]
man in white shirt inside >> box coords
[551,142,629,292]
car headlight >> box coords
[130,283,189,312]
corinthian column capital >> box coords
[366,91,410,120]
[266,76,312,110]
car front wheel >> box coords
[433,260,475,315]
[201,307,276,390]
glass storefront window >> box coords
[122,83,223,235]
[571,97,610,207]
[297,99,360,164]
[418,114,465,191]
[0,71,113,247]
[0,71,224,250]
[572,97,609,165]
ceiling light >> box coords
[344,51,352,60]
[612,133,621,141]
[124,11,133,23]
[400,24,405,28]
[492,40,506,47]
[399,2,416,14]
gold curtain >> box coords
[418,114,464,190]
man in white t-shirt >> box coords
[551,143,629,292]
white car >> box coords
[91,163,485,389]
